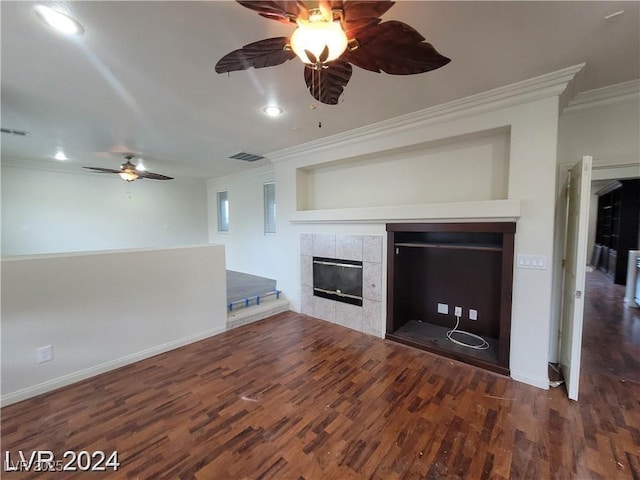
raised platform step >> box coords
[226,296,289,331]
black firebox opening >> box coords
[313,257,363,306]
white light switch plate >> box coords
[517,254,547,270]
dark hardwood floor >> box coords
[2,275,639,479]
[582,270,640,384]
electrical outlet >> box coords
[454,306,462,317]
[36,345,53,364]
[469,309,478,321]
[437,303,448,314]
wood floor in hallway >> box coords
[2,275,639,479]
[581,269,640,384]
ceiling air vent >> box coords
[1,127,28,136]
[228,151,264,162]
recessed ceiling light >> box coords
[263,105,283,117]
[34,5,84,35]
[54,151,68,161]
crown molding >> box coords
[267,64,585,163]
[564,79,640,112]
[205,164,274,187]
[1,158,94,177]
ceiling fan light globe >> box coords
[290,21,348,64]
[119,171,139,182]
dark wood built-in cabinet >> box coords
[386,222,515,375]
[595,180,640,285]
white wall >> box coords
[1,165,209,256]
[558,95,640,168]
[207,166,280,280]
[1,245,227,405]
[571,96,640,259]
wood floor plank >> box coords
[2,270,639,479]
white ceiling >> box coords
[1,1,638,180]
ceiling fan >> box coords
[83,154,173,182]
[215,1,450,105]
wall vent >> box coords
[228,152,265,162]
[1,127,28,136]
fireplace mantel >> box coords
[290,199,521,225]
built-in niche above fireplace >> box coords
[386,222,515,375]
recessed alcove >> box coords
[386,222,515,375]
[295,128,510,212]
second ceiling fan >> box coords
[84,154,173,182]
[215,1,451,105]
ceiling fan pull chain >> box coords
[318,68,323,128]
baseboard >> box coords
[510,369,550,390]
[1,326,227,407]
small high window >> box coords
[263,182,276,234]
[217,190,229,232]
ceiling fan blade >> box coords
[83,167,121,174]
[344,21,450,75]
[319,0,344,12]
[342,17,381,38]
[215,37,297,73]
[236,1,307,23]
[138,171,174,181]
[303,61,352,105]
[342,0,394,21]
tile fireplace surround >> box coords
[300,234,383,337]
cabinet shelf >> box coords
[395,242,502,252]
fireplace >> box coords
[313,257,363,306]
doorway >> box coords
[568,170,640,396]
[581,175,640,384]
[555,162,639,400]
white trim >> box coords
[510,369,550,390]
[1,159,112,177]
[206,164,274,187]
[1,243,218,262]
[591,164,640,181]
[290,199,521,224]
[268,64,585,163]
[1,326,227,407]
[564,79,640,112]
